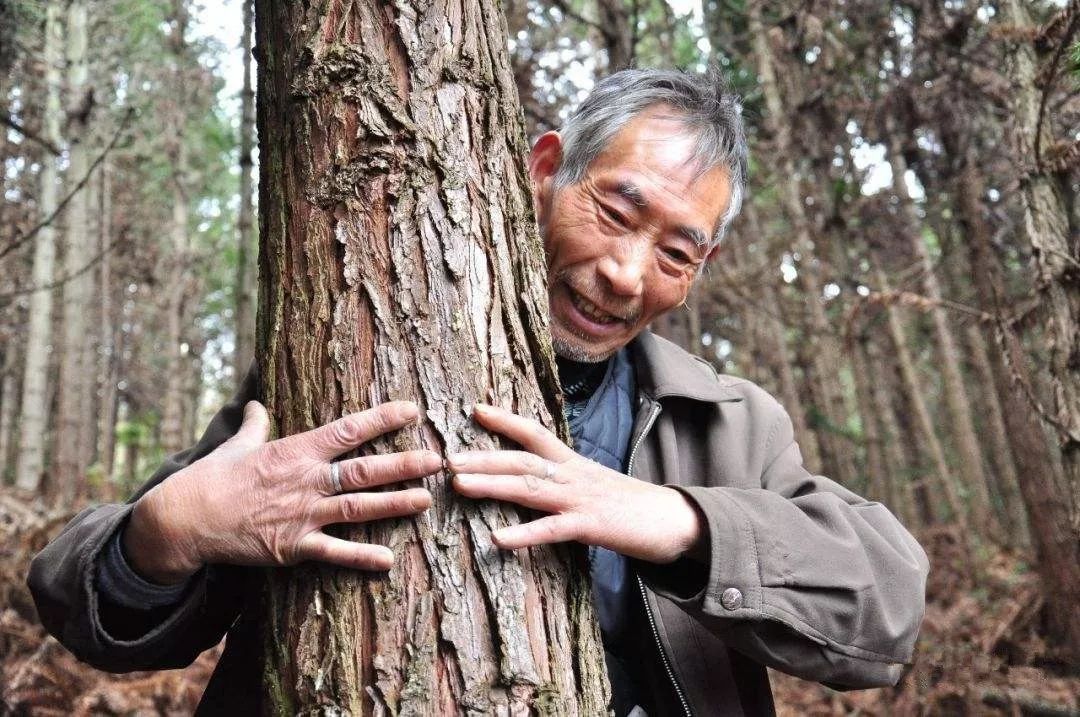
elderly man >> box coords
[29,69,928,716]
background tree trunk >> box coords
[254,0,608,712]
[886,139,996,536]
[749,0,857,488]
[233,0,256,384]
[14,4,64,494]
[96,162,119,485]
[159,2,192,455]
[54,0,95,498]
[874,264,960,527]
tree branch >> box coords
[0,108,134,263]
[1035,8,1080,172]
[0,111,62,156]
[548,0,601,30]
[0,232,124,304]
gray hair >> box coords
[552,68,748,248]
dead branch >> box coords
[0,108,134,263]
[0,232,125,304]
[0,111,62,156]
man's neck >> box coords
[557,355,610,403]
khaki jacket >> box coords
[28,331,928,715]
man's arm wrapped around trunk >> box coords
[640,383,930,689]
[26,369,256,672]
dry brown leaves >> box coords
[0,489,218,716]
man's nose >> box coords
[596,240,648,297]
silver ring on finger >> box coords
[329,461,343,494]
[542,461,556,481]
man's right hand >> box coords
[123,400,442,585]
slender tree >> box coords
[748,0,857,487]
[54,0,95,496]
[14,4,64,494]
[233,0,256,383]
[159,0,193,454]
[885,136,997,536]
[254,0,607,711]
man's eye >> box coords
[662,247,693,264]
[600,205,627,227]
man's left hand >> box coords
[447,404,704,564]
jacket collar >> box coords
[627,330,745,403]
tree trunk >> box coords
[159,2,191,455]
[749,0,857,488]
[866,332,918,527]
[850,332,886,503]
[253,0,608,712]
[737,204,821,469]
[962,322,1026,543]
[14,3,64,494]
[96,162,119,483]
[233,0,257,384]
[597,0,634,71]
[957,148,1080,657]
[1000,0,1080,660]
[886,139,997,537]
[873,264,962,528]
[53,0,95,499]
[0,350,17,482]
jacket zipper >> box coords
[626,401,693,717]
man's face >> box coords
[529,108,733,362]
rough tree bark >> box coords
[1000,0,1080,660]
[233,0,257,384]
[14,4,63,493]
[254,0,608,712]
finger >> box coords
[292,401,421,461]
[452,473,563,511]
[446,450,555,479]
[492,513,584,550]
[232,401,271,448]
[297,533,394,571]
[314,487,432,526]
[331,450,443,493]
[471,404,574,459]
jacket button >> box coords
[721,587,743,610]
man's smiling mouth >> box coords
[568,287,625,325]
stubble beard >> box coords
[551,331,616,364]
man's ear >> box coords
[529,131,562,220]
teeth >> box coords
[573,292,618,324]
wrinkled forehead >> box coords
[589,107,725,187]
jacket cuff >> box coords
[639,485,763,621]
[81,505,213,655]
[95,521,192,610]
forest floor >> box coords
[1,493,1077,716]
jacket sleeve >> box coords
[639,399,930,689]
[26,365,258,673]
